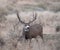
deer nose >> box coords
[24,27,30,32]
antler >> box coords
[16,11,37,24]
[16,11,26,24]
[29,12,37,24]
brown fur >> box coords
[23,24,43,40]
[16,11,43,40]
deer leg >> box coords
[28,39,33,49]
[35,38,41,50]
[39,33,45,49]
[39,33,45,43]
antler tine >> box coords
[29,12,37,24]
[16,11,26,24]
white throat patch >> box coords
[25,25,30,28]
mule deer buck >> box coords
[15,11,44,49]
[16,11,44,42]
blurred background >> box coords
[0,0,60,50]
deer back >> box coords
[29,24,43,38]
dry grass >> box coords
[0,0,60,50]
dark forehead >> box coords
[25,23,30,25]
